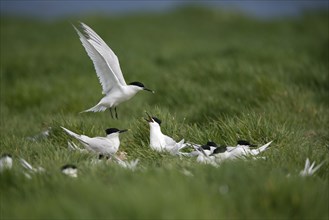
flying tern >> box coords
[61,126,127,156]
[0,153,13,172]
[145,112,187,154]
[73,22,154,119]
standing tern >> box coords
[73,22,154,119]
[145,112,187,154]
[61,126,127,157]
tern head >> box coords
[211,146,228,155]
[207,141,218,147]
[61,164,78,178]
[237,140,257,147]
[129,82,154,93]
[105,128,128,136]
[1,153,12,160]
[145,112,162,125]
[201,145,211,151]
[0,153,13,170]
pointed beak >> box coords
[197,147,208,157]
[144,112,154,123]
[119,129,128,133]
[144,88,155,93]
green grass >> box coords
[1,7,329,220]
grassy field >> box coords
[1,7,328,219]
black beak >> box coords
[119,129,128,133]
[144,112,154,123]
[144,88,155,93]
[197,147,208,157]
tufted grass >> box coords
[1,7,328,220]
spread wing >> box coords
[79,22,127,88]
[73,25,122,95]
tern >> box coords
[73,22,154,119]
[194,140,272,165]
[299,158,324,177]
[62,126,127,156]
[0,153,13,172]
[61,164,78,178]
[145,112,187,154]
[194,142,224,166]
[210,140,273,162]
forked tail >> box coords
[61,126,81,140]
[80,104,107,113]
[252,141,273,155]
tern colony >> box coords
[1,22,324,177]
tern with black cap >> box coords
[145,112,187,154]
[61,164,78,178]
[72,22,154,119]
[61,126,127,156]
[0,153,13,172]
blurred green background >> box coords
[1,4,328,220]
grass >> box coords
[1,6,329,220]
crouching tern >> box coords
[61,164,78,178]
[210,140,272,162]
[195,140,273,165]
[145,112,188,155]
[73,22,154,119]
[0,153,13,172]
[61,126,127,156]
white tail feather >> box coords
[80,104,107,113]
[251,141,273,155]
[61,126,81,140]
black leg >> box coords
[109,108,114,119]
[115,107,118,119]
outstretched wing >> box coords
[73,25,122,95]
[79,22,127,88]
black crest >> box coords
[206,141,218,147]
[237,140,257,147]
[1,153,12,158]
[61,164,77,170]
[105,128,120,135]
[201,145,211,151]
[152,117,162,125]
[129,81,145,88]
[237,140,251,146]
[213,146,227,154]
